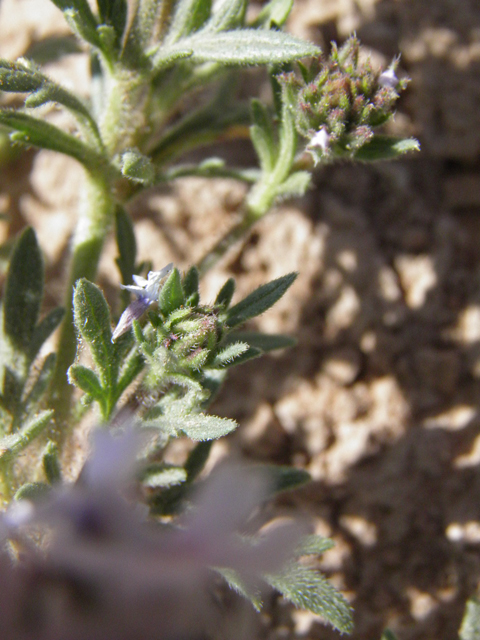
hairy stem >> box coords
[51,171,115,426]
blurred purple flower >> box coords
[0,428,304,640]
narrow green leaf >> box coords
[212,341,249,367]
[121,149,155,183]
[460,598,480,640]
[72,279,115,390]
[181,412,237,440]
[3,227,43,352]
[168,29,320,66]
[43,440,61,485]
[167,0,212,42]
[28,307,64,363]
[206,0,247,31]
[184,440,213,480]
[0,368,23,414]
[216,567,263,611]
[68,364,104,400]
[23,353,56,411]
[212,342,262,368]
[226,272,297,327]
[353,135,420,161]
[158,268,185,316]
[0,110,106,168]
[295,535,335,557]
[250,99,275,171]
[225,331,296,352]
[0,410,53,463]
[165,307,194,330]
[182,266,199,301]
[0,59,103,146]
[251,0,293,28]
[96,0,128,43]
[140,463,187,489]
[62,7,102,50]
[262,465,311,494]
[180,348,210,372]
[381,631,399,640]
[150,48,193,74]
[214,277,235,308]
[116,351,144,398]
[14,481,50,501]
[276,171,311,199]
[0,59,42,92]
[115,205,137,286]
[265,564,353,633]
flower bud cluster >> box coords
[280,36,408,163]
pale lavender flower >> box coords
[112,263,173,342]
[0,428,305,640]
[307,126,331,165]
[378,64,399,89]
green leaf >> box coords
[116,351,144,398]
[265,564,353,633]
[250,99,276,171]
[214,277,235,308]
[353,135,420,161]
[0,59,43,93]
[14,481,50,501]
[226,272,297,327]
[206,0,247,31]
[121,149,155,184]
[140,463,187,489]
[251,0,293,28]
[0,410,53,463]
[72,279,115,391]
[211,341,249,367]
[216,567,263,611]
[263,465,311,494]
[115,205,137,286]
[276,171,311,199]
[167,0,212,43]
[158,268,185,316]
[28,307,64,363]
[68,364,104,400]
[96,0,127,43]
[225,331,296,352]
[3,227,43,352]
[62,7,102,50]
[212,342,261,368]
[295,535,335,557]
[182,266,200,303]
[381,631,399,640]
[460,598,480,640]
[43,440,61,485]
[0,110,106,168]
[180,412,237,440]
[184,440,213,480]
[169,29,320,66]
[0,59,103,146]
[150,48,194,74]
[23,352,56,411]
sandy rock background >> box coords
[1,0,480,638]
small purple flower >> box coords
[112,263,173,342]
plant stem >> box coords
[51,170,115,425]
